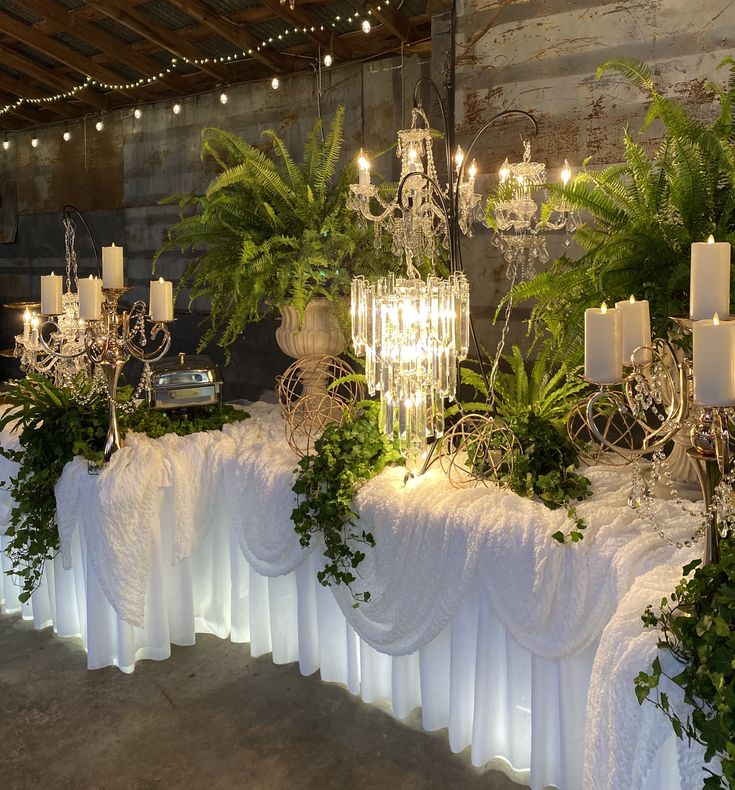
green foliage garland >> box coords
[0,374,249,602]
[635,552,735,789]
[291,401,402,604]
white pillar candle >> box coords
[693,313,735,406]
[102,243,124,288]
[78,275,102,320]
[690,235,731,320]
[615,294,652,364]
[149,277,173,321]
[584,302,623,384]
[40,272,63,315]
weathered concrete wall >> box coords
[454,0,735,354]
[0,57,423,396]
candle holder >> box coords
[39,287,173,460]
[568,324,733,564]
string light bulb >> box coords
[31,134,38,148]
[219,90,228,105]
[323,53,333,67]
[172,101,181,115]
[134,106,142,119]
[62,126,71,142]
[2,134,9,151]
[362,19,371,33]
[271,76,280,90]
[95,118,104,132]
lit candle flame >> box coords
[708,234,715,244]
[159,276,164,283]
[407,146,418,163]
[499,158,510,183]
[23,308,30,323]
[601,302,608,314]
[714,312,721,325]
[357,148,370,173]
[561,159,572,186]
[629,294,635,303]
[31,316,39,329]
[454,145,464,169]
[468,159,477,179]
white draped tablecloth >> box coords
[0,402,712,789]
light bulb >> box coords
[357,148,370,172]
[323,53,333,67]
[63,129,71,142]
[173,102,181,115]
[468,159,477,179]
[561,158,572,186]
[220,90,228,105]
[134,106,142,119]
[708,234,715,244]
[271,76,280,90]
[600,302,608,314]
[362,19,371,33]
[408,146,418,163]
[95,119,103,131]
[3,136,9,151]
[499,158,510,183]
[714,312,721,325]
[31,135,39,148]
[454,145,464,170]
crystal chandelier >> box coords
[14,213,89,387]
[491,140,580,281]
[351,268,470,469]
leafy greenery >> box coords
[503,56,735,366]
[458,347,591,541]
[635,552,735,789]
[155,108,400,355]
[0,375,249,602]
[291,401,402,605]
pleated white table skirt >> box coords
[0,492,682,790]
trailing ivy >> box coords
[291,401,401,605]
[635,552,735,789]
[0,374,249,602]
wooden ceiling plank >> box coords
[367,3,420,43]
[87,0,233,82]
[0,71,76,118]
[21,0,186,94]
[0,91,51,125]
[0,42,107,110]
[0,9,135,98]
[166,0,292,73]
[259,0,350,61]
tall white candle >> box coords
[357,149,371,187]
[690,235,731,320]
[149,277,173,321]
[102,243,124,288]
[584,302,623,384]
[78,275,102,320]
[693,313,735,406]
[40,272,63,315]
[22,308,31,342]
[615,294,652,364]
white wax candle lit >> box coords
[693,313,735,406]
[615,294,652,364]
[22,308,31,342]
[78,275,102,321]
[584,302,623,384]
[40,272,63,315]
[690,235,731,320]
[102,243,124,288]
[149,277,173,321]
[358,149,371,187]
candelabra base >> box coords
[688,449,721,565]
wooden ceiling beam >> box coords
[0,92,52,125]
[259,0,350,61]
[21,0,186,94]
[87,0,233,82]
[367,3,420,43]
[0,72,76,118]
[0,9,135,99]
[0,42,107,111]
[166,0,292,73]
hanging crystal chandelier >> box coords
[351,269,470,470]
[14,213,90,387]
[491,140,580,281]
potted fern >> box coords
[155,107,393,362]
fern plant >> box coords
[502,57,735,365]
[154,108,397,355]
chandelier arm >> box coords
[63,205,101,278]
[395,171,451,234]
[124,302,172,362]
[37,318,87,360]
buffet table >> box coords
[0,403,710,789]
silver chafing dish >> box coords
[149,352,223,410]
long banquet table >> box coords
[0,402,714,789]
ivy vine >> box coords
[0,374,249,602]
[291,400,401,605]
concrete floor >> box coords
[0,614,524,790]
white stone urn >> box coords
[275,297,345,399]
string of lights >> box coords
[0,2,394,118]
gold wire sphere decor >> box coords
[276,354,365,458]
[439,412,518,489]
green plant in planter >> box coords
[501,56,735,366]
[154,107,399,355]
[635,552,735,789]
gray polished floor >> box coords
[0,613,523,789]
